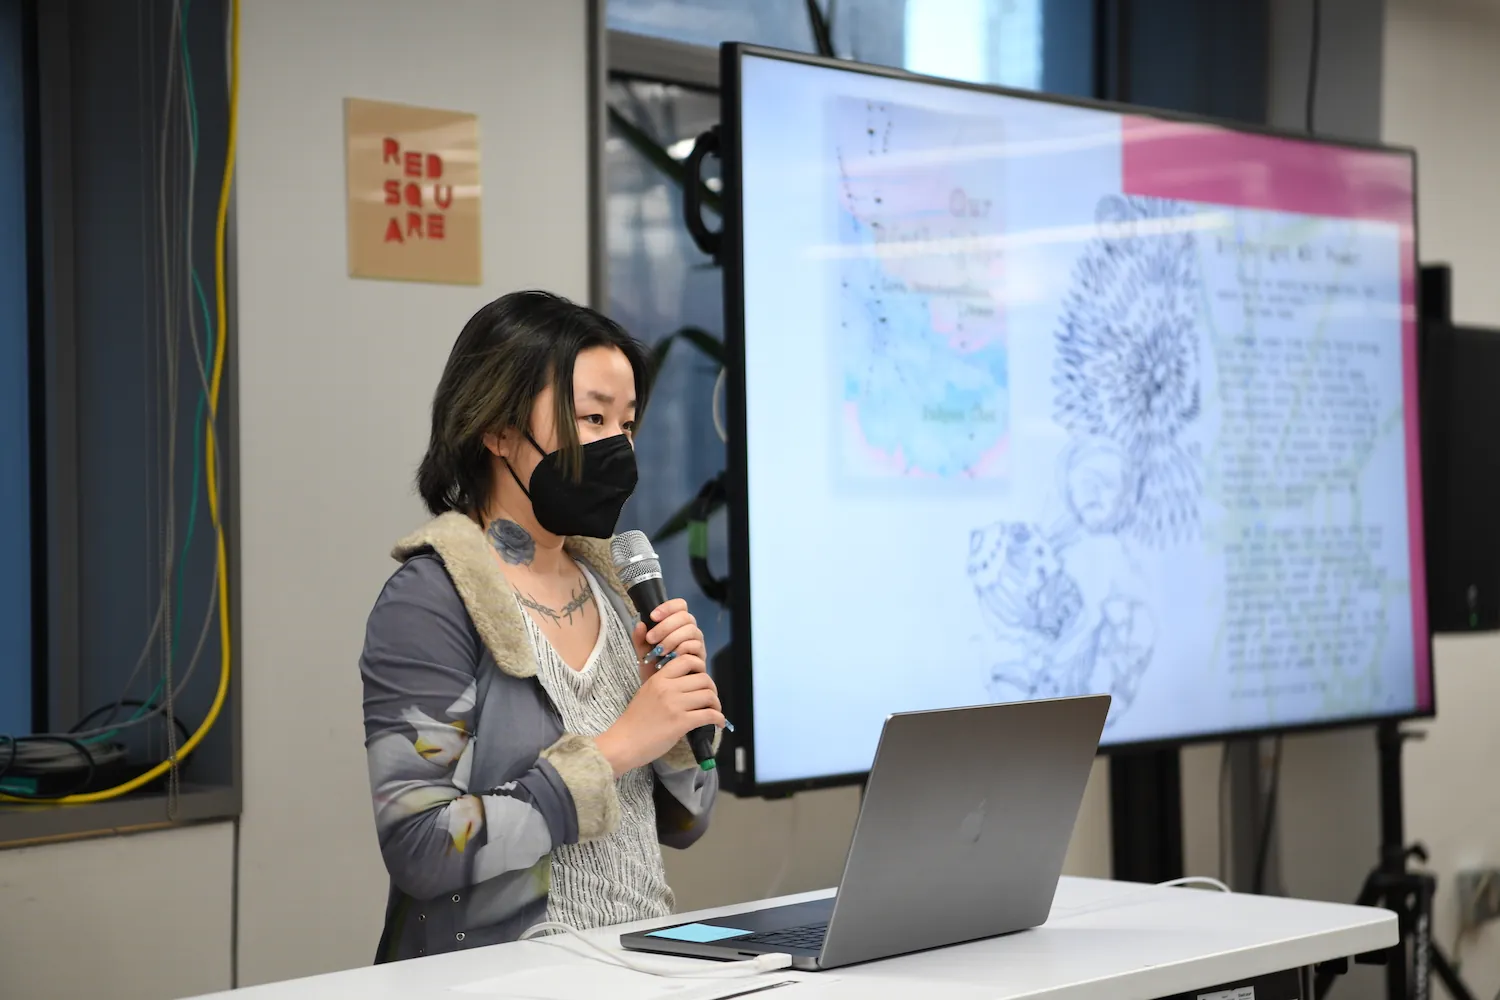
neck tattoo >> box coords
[517,576,595,627]
[488,518,536,566]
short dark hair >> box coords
[416,290,652,517]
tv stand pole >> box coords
[1110,747,1184,884]
[1314,722,1475,1000]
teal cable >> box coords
[168,0,211,689]
[86,0,210,742]
[174,272,214,646]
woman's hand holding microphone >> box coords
[595,599,723,777]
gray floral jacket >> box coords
[360,512,717,963]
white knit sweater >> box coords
[522,566,674,930]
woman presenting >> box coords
[360,291,723,962]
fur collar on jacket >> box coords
[392,511,632,679]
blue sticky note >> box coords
[646,923,751,943]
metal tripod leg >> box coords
[1416,867,1477,1000]
[1412,871,1433,1000]
[1315,868,1387,1000]
[1312,728,1481,1000]
[1431,943,1476,1000]
[1409,862,1477,1000]
[1316,864,1478,1000]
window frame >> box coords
[595,29,718,322]
[609,29,719,90]
[3,0,43,737]
[28,0,76,737]
[0,0,242,849]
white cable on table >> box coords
[1052,875,1234,922]
[519,921,793,979]
[521,877,1229,977]
[1160,876,1232,894]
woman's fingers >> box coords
[673,685,721,711]
[649,598,689,623]
[669,638,706,660]
[687,708,727,731]
[650,628,705,660]
[645,608,697,647]
[668,670,716,693]
[654,653,708,678]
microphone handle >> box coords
[625,580,718,771]
[685,723,718,771]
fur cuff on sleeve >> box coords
[658,729,723,772]
[541,734,621,842]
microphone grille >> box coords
[610,530,662,589]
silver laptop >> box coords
[620,695,1109,971]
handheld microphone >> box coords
[610,530,718,771]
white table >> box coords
[195,877,1397,1000]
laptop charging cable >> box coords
[519,922,795,979]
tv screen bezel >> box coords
[718,41,1431,799]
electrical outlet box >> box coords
[1456,868,1500,933]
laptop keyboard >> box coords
[734,921,829,951]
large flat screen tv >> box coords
[717,43,1430,796]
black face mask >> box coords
[506,432,637,539]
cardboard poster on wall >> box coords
[344,97,481,285]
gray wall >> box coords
[1265,3,1392,998]
[0,3,599,997]
[1383,4,1500,997]
[230,0,596,985]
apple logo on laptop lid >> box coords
[958,798,987,844]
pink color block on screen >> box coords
[1119,115,1431,712]
[1119,116,1413,224]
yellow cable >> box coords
[1,0,240,805]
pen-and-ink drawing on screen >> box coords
[967,195,1204,726]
